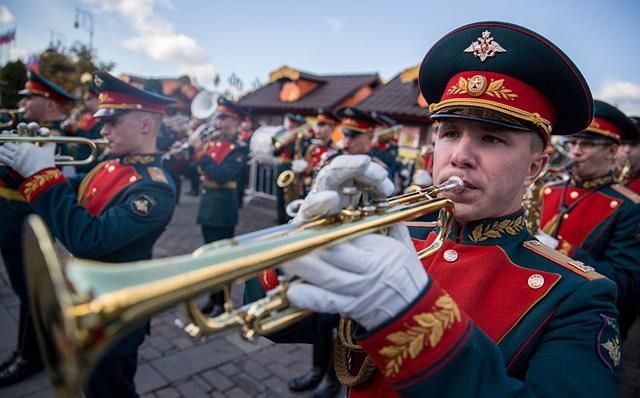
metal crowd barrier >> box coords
[243,155,278,204]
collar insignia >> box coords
[464,30,507,62]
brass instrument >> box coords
[272,123,310,150]
[0,122,108,166]
[0,108,25,128]
[373,124,402,142]
[61,105,87,131]
[161,125,222,160]
[276,126,310,213]
[618,161,631,185]
[523,141,572,234]
[24,177,462,397]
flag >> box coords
[0,28,15,45]
[26,54,40,73]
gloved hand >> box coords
[0,142,56,178]
[535,231,559,249]
[412,169,433,186]
[291,159,308,173]
[283,234,428,330]
[294,155,394,223]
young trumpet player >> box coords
[249,21,621,398]
[0,71,177,397]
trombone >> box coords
[24,176,462,397]
[1,122,108,166]
[0,108,25,128]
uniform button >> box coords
[557,235,563,240]
[544,188,551,195]
[562,214,569,220]
[129,176,137,182]
[528,274,545,289]
[610,201,618,208]
[443,249,458,262]
[569,191,579,199]
[216,142,221,147]
[107,165,116,173]
[530,240,542,246]
[91,187,97,196]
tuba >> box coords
[24,177,463,397]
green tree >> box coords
[0,60,27,108]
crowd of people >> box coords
[0,20,639,398]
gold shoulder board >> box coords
[523,240,605,281]
[611,184,640,204]
[147,167,169,184]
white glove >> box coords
[535,231,559,249]
[412,169,432,186]
[294,155,394,223]
[291,159,308,173]
[0,142,56,177]
[284,233,428,330]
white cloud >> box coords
[0,6,14,24]
[325,17,343,32]
[84,0,215,85]
[596,80,640,116]
[9,46,28,61]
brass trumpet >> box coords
[272,123,310,150]
[0,122,108,166]
[24,177,462,397]
[0,108,25,128]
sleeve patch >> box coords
[130,194,155,216]
[147,166,168,184]
[597,314,621,371]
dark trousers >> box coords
[201,226,235,306]
[84,351,139,398]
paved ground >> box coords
[0,185,638,397]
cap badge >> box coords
[345,108,354,116]
[94,75,104,87]
[447,75,518,100]
[464,30,507,62]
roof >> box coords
[238,67,380,115]
[357,66,430,123]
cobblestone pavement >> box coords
[0,187,638,397]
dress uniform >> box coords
[0,71,75,386]
[0,71,177,397]
[336,107,386,166]
[274,113,309,223]
[72,86,105,174]
[370,113,401,180]
[622,116,640,194]
[540,100,640,340]
[303,109,340,180]
[257,21,621,398]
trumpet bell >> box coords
[191,91,218,120]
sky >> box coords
[1,0,639,113]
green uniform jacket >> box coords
[196,137,249,227]
[247,210,620,397]
[18,154,176,353]
[540,178,640,337]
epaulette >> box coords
[610,184,640,204]
[147,166,169,184]
[523,240,605,281]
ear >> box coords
[139,115,154,136]
[524,151,549,187]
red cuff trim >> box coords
[19,168,66,204]
[359,280,471,385]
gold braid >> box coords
[334,317,377,386]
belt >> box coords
[202,181,237,189]
[0,186,26,202]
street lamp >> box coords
[74,8,94,52]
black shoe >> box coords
[0,352,18,372]
[288,368,324,392]
[311,378,341,398]
[0,355,44,387]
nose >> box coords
[449,135,476,169]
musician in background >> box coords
[237,116,254,208]
[337,107,387,169]
[538,100,640,341]
[0,71,75,387]
[0,71,177,397]
[287,108,341,398]
[274,113,308,224]
[617,116,640,193]
[370,112,401,180]
[194,98,250,317]
[69,86,104,174]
